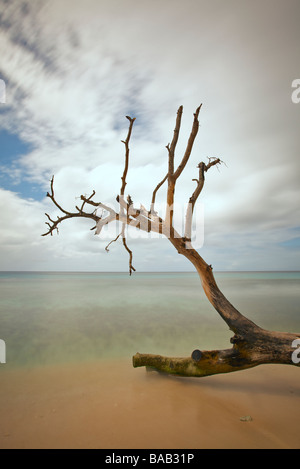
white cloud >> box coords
[0,0,300,271]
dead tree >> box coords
[43,106,300,377]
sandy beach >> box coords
[0,359,299,449]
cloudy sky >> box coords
[0,0,299,272]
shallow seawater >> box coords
[0,271,299,369]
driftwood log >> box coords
[43,106,300,378]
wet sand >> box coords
[0,359,299,449]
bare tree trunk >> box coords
[133,240,300,377]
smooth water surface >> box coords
[0,271,299,368]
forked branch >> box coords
[165,105,202,228]
[42,176,101,236]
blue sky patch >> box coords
[0,129,32,163]
[280,237,300,249]
[0,129,44,200]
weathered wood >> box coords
[133,237,300,377]
[43,106,300,379]
[133,327,300,377]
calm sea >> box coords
[0,271,299,369]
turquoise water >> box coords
[0,271,299,368]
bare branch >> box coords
[164,106,183,227]
[184,162,205,241]
[76,190,96,213]
[80,195,115,215]
[173,104,202,181]
[122,237,136,276]
[46,176,70,216]
[165,105,202,231]
[120,116,136,198]
[205,157,222,172]
[105,232,121,252]
[121,222,135,276]
[150,174,168,213]
[42,176,101,236]
[184,158,222,241]
[168,105,183,175]
[43,211,100,237]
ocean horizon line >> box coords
[0,270,300,274]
